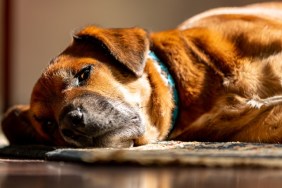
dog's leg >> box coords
[247,95,282,109]
[172,94,282,142]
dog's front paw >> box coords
[1,105,47,145]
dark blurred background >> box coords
[0,0,278,113]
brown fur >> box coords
[3,2,282,147]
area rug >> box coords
[1,141,282,168]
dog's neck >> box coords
[148,51,179,133]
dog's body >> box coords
[3,2,282,147]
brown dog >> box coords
[3,2,282,147]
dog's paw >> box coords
[247,95,282,109]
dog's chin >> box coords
[60,121,142,148]
[60,129,135,148]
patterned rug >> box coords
[1,141,282,168]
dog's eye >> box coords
[42,120,57,135]
[34,116,57,135]
[76,65,93,85]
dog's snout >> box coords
[58,93,144,147]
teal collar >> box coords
[148,51,179,133]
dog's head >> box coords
[2,26,175,148]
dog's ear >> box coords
[1,105,47,145]
[74,26,150,77]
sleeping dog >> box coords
[3,2,282,147]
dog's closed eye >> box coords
[34,115,57,135]
[75,65,93,86]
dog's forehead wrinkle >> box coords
[45,67,74,85]
[34,68,74,106]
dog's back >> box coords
[151,2,282,143]
[179,2,282,30]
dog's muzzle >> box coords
[58,93,144,148]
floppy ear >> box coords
[1,105,47,145]
[74,26,150,77]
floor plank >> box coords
[0,159,282,188]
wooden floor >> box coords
[0,159,282,188]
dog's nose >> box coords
[64,108,84,126]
